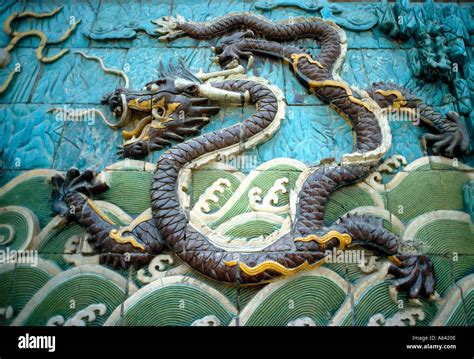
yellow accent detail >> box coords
[4,7,63,35]
[109,228,145,251]
[3,7,79,64]
[86,199,115,225]
[290,53,324,72]
[224,258,326,276]
[150,114,175,129]
[164,102,180,115]
[125,97,179,136]
[151,96,165,109]
[122,115,152,140]
[223,232,353,278]
[290,53,373,113]
[128,98,152,111]
[308,80,374,113]
[388,255,402,267]
[294,230,352,251]
[86,198,147,251]
[374,89,407,109]
[0,70,18,94]
[124,123,151,145]
[107,211,153,251]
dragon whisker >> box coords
[75,51,130,88]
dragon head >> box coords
[101,61,221,159]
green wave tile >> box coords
[415,219,474,255]
[0,210,31,251]
[21,274,126,326]
[0,176,52,228]
[224,219,281,239]
[340,280,438,326]
[0,268,14,326]
[121,285,235,326]
[191,169,241,211]
[97,170,152,215]
[324,185,374,225]
[244,275,346,326]
[445,301,470,326]
[211,165,301,227]
[387,171,470,222]
[6,266,54,326]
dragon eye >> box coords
[156,107,165,117]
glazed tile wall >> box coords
[0,0,473,326]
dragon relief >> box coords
[50,14,470,300]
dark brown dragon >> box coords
[51,14,470,300]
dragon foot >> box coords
[422,111,469,157]
[213,30,256,68]
[52,169,165,270]
[388,254,436,300]
[51,168,109,220]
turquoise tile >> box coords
[387,118,426,164]
[0,1,26,47]
[0,104,64,170]
[89,0,172,48]
[340,50,369,88]
[258,105,335,165]
[362,49,413,86]
[52,104,123,172]
[6,0,99,49]
[31,48,127,104]
[0,48,41,104]
[404,78,456,107]
[328,107,355,164]
[247,56,285,93]
[283,66,321,106]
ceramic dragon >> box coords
[51,14,470,300]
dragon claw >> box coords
[51,168,109,219]
[423,111,470,157]
[408,298,423,307]
[214,30,256,68]
[388,254,436,300]
[428,291,442,303]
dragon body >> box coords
[51,14,470,299]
